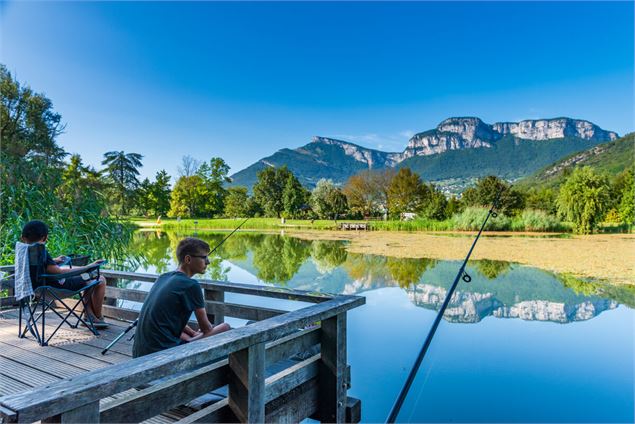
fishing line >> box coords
[386,188,502,423]
[101,217,251,355]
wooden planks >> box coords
[1,270,365,423]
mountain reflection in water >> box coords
[119,230,634,324]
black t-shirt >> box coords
[132,271,205,358]
[30,249,57,287]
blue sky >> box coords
[1,1,633,181]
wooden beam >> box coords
[318,313,347,423]
[266,378,319,423]
[0,404,17,422]
[43,401,99,423]
[346,397,362,423]
[103,289,286,322]
[228,342,265,423]
[265,354,319,402]
[265,327,320,366]
[100,270,335,303]
[199,279,334,303]
[100,360,228,423]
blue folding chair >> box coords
[18,243,103,346]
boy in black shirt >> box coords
[133,237,231,358]
[20,220,109,328]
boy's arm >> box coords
[186,308,214,342]
[45,259,106,274]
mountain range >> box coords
[229,117,619,192]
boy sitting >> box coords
[20,220,109,329]
[132,237,231,358]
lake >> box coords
[117,230,635,423]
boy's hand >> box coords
[54,255,67,263]
[91,259,107,266]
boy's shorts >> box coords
[44,275,91,291]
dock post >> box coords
[205,288,225,325]
[318,313,347,423]
[228,342,265,423]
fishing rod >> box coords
[386,189,502,423]
[101,217,251,355]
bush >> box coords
[452,207,511,231]
[511,209,566,232]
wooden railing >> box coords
[0,270,365,423]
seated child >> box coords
[20,220,109,329]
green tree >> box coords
[445,195,463,217]
[283,173,309,218]
[388,168,425,218]
[253,166,300,218]
[343,169,394,218]
[168,175,207,218]
[224,186,250,217]
[135,178,154,216]
[101,150,144,215]
[462,175,524,216]
[310,179,348,219]
[197,157,231,216]
[524,187,557,214]
[0,65,66,169]
[419,184,448,220]
[0,65,132,264]
[57,154,104,207]
[618,169,634,226]
[151,170,172,217]
[556,167,610,234]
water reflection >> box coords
[118,230,634,324]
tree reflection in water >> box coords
[472,259,512,280]
[117,231,634,319]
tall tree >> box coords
[310,179,348,219]
[556,167,610,234]
[419,183,448,220]
[283,173,308,218]
[177,155,201,177]
[224,186,250,218]
[101,150,143,215]
[618,169,634,226]
[253,166,302,218]
[0,65,67,168]
[388,168,425,218]
[197,157,231,216]
[343,169,395,217]
[462,175,524,216]
[151,170,172,217]
[168,175,207,218]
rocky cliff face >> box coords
[309,136,401,167]
[402,117,618,158]
[406,284,618,323]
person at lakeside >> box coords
[132,237,231,358]
[19,220,109,329]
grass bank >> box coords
[129,208,632,234]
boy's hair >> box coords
[176,238,210,264]
[21,220,49,243]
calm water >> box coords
[117,230,635,423]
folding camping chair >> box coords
[18,243,103,346]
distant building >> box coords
[401,212,417,221]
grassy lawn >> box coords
[127,216,630,233]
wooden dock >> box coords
[0,269,364,423]
[338,222,370,231]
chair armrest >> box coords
[42,264,101,281]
